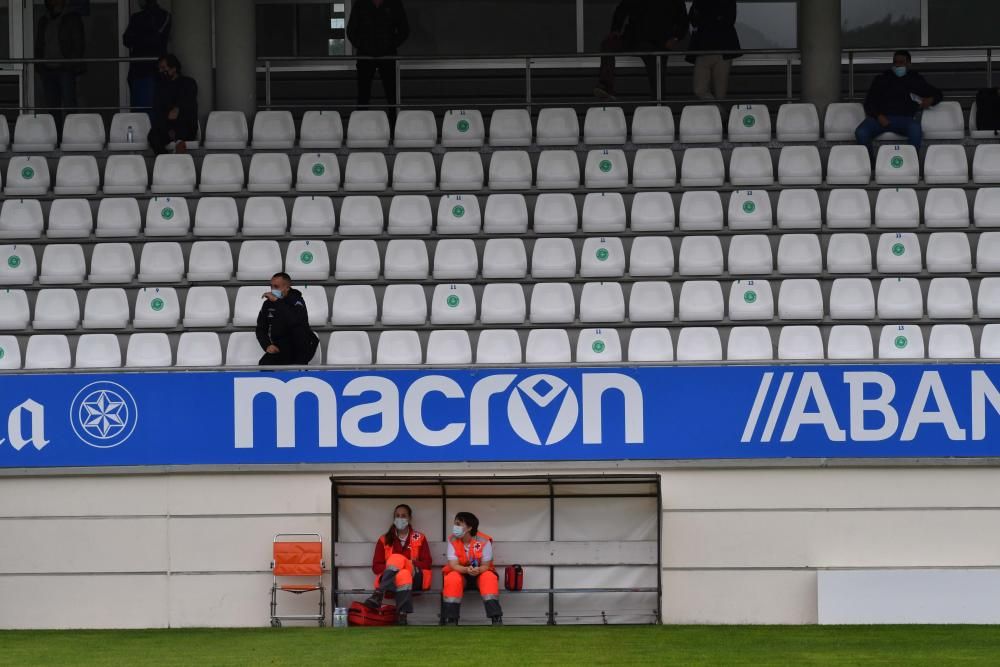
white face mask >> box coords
[452,525,466,538]
[394,517,409,531]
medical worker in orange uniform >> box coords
[441,511,503,625]
[364,504,433,625]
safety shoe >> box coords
[396,613,408,626]
[362,591,384,610]
[491,616,504,626]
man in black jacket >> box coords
[35,0,85,125]
[123,0,172,115]
[148,54,198,155]
[256,273,320,366]
[856,50,943,157]
[595,0,689,101]
[686,0,740,100]
[347,0,409,122]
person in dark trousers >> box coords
[256,272,320,366]
[856,50,943,157]
[35,0,85,125]
[147,54,198,155]
[686,0,741,100]
[595,0,689,101]
[123,0,172,116]
[347,0,409,123]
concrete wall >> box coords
[2,465,999,628]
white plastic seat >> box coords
[629,281,674,322]
[975,189,1000,227]
[480,284,527,324]
[247,153,293,192]
[533,193,578,233]
[727,190,772,230]
[927,278,974,319]
[984,325,1000,359]
[489,109,532,147]
[376,331,423,365]
[334,240,380,279]
[536,108,580,146]
[295,153,341,192]
[441,110,485,147]
[529,283,575,323]
[173,332,223,367]
[921,101,965,140]
[430,284,477,325]
[680,148,725,187]
[576,328,622,362]
[94,198,141,238]
[299,286,329,327]
[727,235,772,275]
[629,237,674,277]
[678,281,724,321]
[776,189,821,229]
[531,237,577,278]
[0,199,43,239]
[425,330,473,365]
[103,155,148,194]
[339,196,384,235]
[580,282,626,323]
[344,152,389,191]
[488,151,532,189]
[53,156,100,195]
[236,240,282,281]
[582,192,626,232]
[829,278,876,320]
[392,152,437,191]
[525,329,572,363]
[48,198,94,238]
[679,235,724,276]
[330,285,377,325]
[776,103,820,142]
[125,333,173,367]
[875,188,920,228]
[584,107,627,144]
[439,151,484,191]
[676,327,723,361]
[285,240,330,280]
[777,146,822,185]
[433,239,479,279]
[827,189,872,228]
[536,150,580,189]
[727,104,772,142]
[143,196,190,237]
[827,325,874,360]
[777,279,824,320]
[5,157,50,195]
[632,148,676,187]
[0,244,37,285]
[151,154,197,194]
[679,105,723,143]
[290,196,336,236]
[923,145,968,185]
[24,335,71,369]
[436,195,481,234]
[138,242,184,283]
[89,243,135,284]
[300,110,343,149]
[225,332,264,366]
[728,280,775,321]
[923,188,969,228]
[926,232,972,273]
[631,192,675,231]
[483,194,529,234]
[877,278,923,319]
[0,121,10,151]
[977,232,1000,272]
[875,145,920,185]
[628,328,674,362]
[777,234,822,274]
[204,111,248,149]
[388,195,433,235]
[727,327,773,361]
[476,330,524,364]
[134,287,180,328]
[107,112,151,151]
[74,334,122,368]
[192,197,239,236]
[631,106,675,144]
[233,286,266,326]
[383,239,429,279]
[826,145,872,185]
[586,149,629,188]
[251,110,296,149]
[973,145,1000,184]
[0,289,29,329]
[927,324,975,359]
[827,234,872,273]
[33,289,80,329]
[242,196,288,236]
[580,237,625,277]
[778,326,824,360]
[199,154,244,193]
[13,114,57,151]
[393,110,437,148]
[381,285,428,325]
[324,331,371,366]
[729,147,773,186]
[347,110,391,148]
[187,241,233,281]
[82,288,129,329]
[981,279,1000,318]
[879,324,925,359]
[823,102,866,141]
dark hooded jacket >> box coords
[686,0,741,63]
[256,288,320,364]
[863,68,943,118]
[347,0,410,57]
[610,0,689,48]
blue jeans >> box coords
[855,115,922,156]
[129,76,157,121]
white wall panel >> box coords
[167,473,331,516]
[0,475,168,517]
[662,570,818,624]
[0,574,168,628]
[168,573,329,628]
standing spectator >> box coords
[856,50,943,158]
[35,0,85,124]
[594,0,689,101]
[347,0,409,123]
[123,0,172,116]
[147,55,198,155]
[256,272,320,366]
[686,0,741,100]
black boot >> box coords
[492,616,503,626]
[396,612,408,626]
[363,590,384,610]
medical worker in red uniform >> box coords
[441,511,503,625]
[364,503,433,625]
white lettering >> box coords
[403,376,465,446]
[582,374,644,444]
[901,371,966,441]
[845,372,899,442]
[7,399,48,451]
[971,370,1000,441]
[340,377,399,447]
[233,378,337,448]
[780,373,846,442]
[468,375,516,446]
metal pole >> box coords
[525,57,532,110]
[265,60,272,109]
[331,478,340,609]
[988,48,993,88]
[396,57,402,111]
[548,479,556,626]
[655,54,662,104]
[849,51,855,100]
[786,57,792,101]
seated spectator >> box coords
[685,0,740,100]
[364,504,433,625]
[856,50,943,157]
[441,512,503,625]
[255,272,319,366]
[148,54,198,155]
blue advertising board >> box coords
[1,364,999,469]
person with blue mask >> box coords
[855,50,943,158]
[441,512,503,625]
[255,272,320,366]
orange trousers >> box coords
[374,553,428,614]
[441,569,502,621]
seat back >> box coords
[273,535,323,577]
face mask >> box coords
[451,525,465,538]
[394,517,409,531]
[893,66,907,78]
[270,289,283,299]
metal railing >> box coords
[0,56,156,112]
[843,45,997,100]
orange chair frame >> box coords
[270,533,326,627]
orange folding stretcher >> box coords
[269,533,326,627]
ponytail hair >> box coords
[384,504,413,546]
[454,511,479,537]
